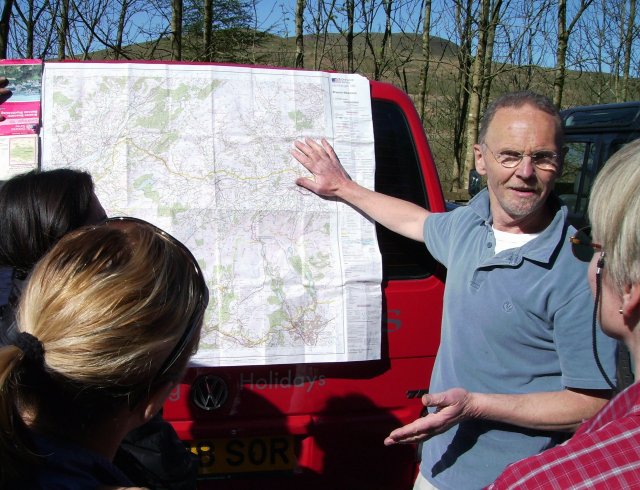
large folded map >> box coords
[40,62,381,366]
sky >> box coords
[251,0,407,37]
[254,1,298,36]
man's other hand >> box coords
[384,388,475,445]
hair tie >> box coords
[12,331,45,364]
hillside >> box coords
[86,30,639,194]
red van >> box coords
[163,78,447,489]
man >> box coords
[291,91,616,489]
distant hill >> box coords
[83,29,639,194]
[89,30,457,68]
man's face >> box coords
[474,104,561,231]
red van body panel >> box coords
[163,78,446,490]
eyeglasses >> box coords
[103,217,209,381]
[569,226,603,262]
[483,144,561,171]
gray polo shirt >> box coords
[420,189,617,490]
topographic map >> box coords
[40,62,381,366]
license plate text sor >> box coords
[190,436,295,474]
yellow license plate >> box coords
[190,436,296,475]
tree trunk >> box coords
[375,0,392,81]
[203,0,212,62]
[171,0,182,61]
[622,0,635,100]
[417,0,431,121]
[0,0,14,58]
[452,0,473,191]
[294,0,305,68]
[462,0,490,191]
[362,0,378,78]
[554,0,593,107]
[480,0,502,115]
[346,0,354,72]
[114,0,129,60]
[58,0,69,59]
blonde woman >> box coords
[489,138,640,488]
[0,217,208,489]
[0,170,197,489]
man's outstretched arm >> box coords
[292,138,430,243]
[384,387,611,446]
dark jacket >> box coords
[0,266,198,490]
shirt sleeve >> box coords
[423,210,457,267]
[552,279,617,389]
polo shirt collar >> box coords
[468,189,567,266]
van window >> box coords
[558,141,596,218]
[609,135,640,160]
[564,106,640,128]
[372,100,437,280]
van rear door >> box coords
[166,79,446,490]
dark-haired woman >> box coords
[0,169,198,489]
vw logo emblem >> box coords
[191,375,229,411]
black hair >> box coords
[0,169,95,276]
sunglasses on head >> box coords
[569,226,603,262]
[101,217,209,381]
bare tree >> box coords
[69,0,111,59]
[417,0,431,120]
[322,0,362,72]
[459,0,501,189]
[0,0,15,57]
[345,0,354,72]
[360,0,394,81]
[58,0,68,59]
[622,0,636,99]
[479,0,504,113]
[294,0,304,67]
[203,0,212,61]
[112,0,140,60]
[171,0,182,60]
[553,0,593,107]
[504,1,550,92]
[377,0,393,80]
[10,0,59,59]
[450,0,475,192]
[305,0,338,70]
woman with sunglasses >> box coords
[0,217,208,489]
[0,170,199,489]
[488,139,640,488]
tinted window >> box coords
[564,106,640,128]
[372,100,438,280]
[557,141,596,219]
[608,134,640,161]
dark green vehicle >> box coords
[559,100,640,389]
[558,101,640,228]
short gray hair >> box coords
[478,91,563,147]
[588,138,640,293]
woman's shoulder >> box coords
[31,433,135,489]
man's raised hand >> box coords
[291,138,351,197]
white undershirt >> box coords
[492,226,540,254]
